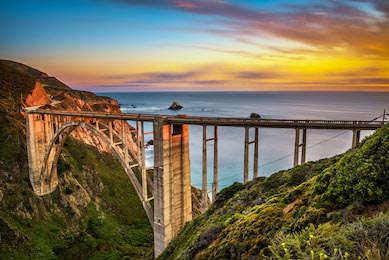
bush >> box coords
[268,213,389,260]
[324,126,389,207]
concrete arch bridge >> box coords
[26,109,385,257]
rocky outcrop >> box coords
[191,186,211,218]
[169,101,183,110]
[25,81,51,107]
[0,217,27,244]
[36,85,138,154]
[0,60,154,259]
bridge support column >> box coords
[26,113,58,195]
[253,128,259,178]
[244,127,260,181]
[294,128,300,167]
[294,128,307,167]
[202,125,219,206]
[244,127,249,183]
[352,129,361,149]
[202,125,207,213]
[153,117,192,257]
[301,129,307,164]
[212,126,218,202]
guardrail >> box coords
[29,109,386,130]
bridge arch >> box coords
[31,117,153,224]
[26,111,195,257]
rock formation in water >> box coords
[168,101,183,110]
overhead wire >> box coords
[193,113,387,188]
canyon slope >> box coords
[0,60,153,259]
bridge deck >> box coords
[29,109,385,130]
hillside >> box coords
[0,60,154,259]
[160,126,389,259]
[1,59,388,259]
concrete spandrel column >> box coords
[352,129,361,149]
[153,118,192,257]
[27,113,59,196]
[294,128,300,167]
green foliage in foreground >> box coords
[159,126,389,260]
[269,212,389,260]
[0,138,153,259]
[324,126,389,206]
[0,60,153,259]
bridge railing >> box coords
[30,109,385,129]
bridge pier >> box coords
[294,128,307,167]
[352,129,361,149]
[243,127,260,183]
[253,127,259,178]
[212,126,218,202]
[153,117,192,257]
[27,113,59,195]
[244,127,249,183]
[202,125,207,213]
[201,125,219,211]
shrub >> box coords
[268,213,389,260]
[324,126,389,207]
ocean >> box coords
[99,92,389,191]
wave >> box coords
[121,106,165,112]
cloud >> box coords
[189,79,226,85]
[230,71,281,80]
[98,67,228,88]
[130,71,198,83]
[282,77,389,86]
[110,0,389,58]
[102,70,200,84]
[326,66,384,77]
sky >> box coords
[1,0,389,92]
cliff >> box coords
[17,62,136,153]
[160,126,389,259]
[0,60,153,258]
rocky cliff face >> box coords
[25,81,51,107]
[0,60,153,259]
[0,59,207,258]
[23,71,137,153]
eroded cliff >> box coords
[0,59,153,259]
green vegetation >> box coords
[0,60,153,259]
[0,137,153,259]
[1,59,388,259]
[268,213,389,260]
[324,126,389,206]
[160,126,389,259]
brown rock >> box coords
[25,81,51,107]
[168,101,183,110]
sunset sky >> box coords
[1,0,389,91]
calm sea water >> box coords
[99,92,389,190]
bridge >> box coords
[25,109,386,257]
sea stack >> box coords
[168,101,183,110]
